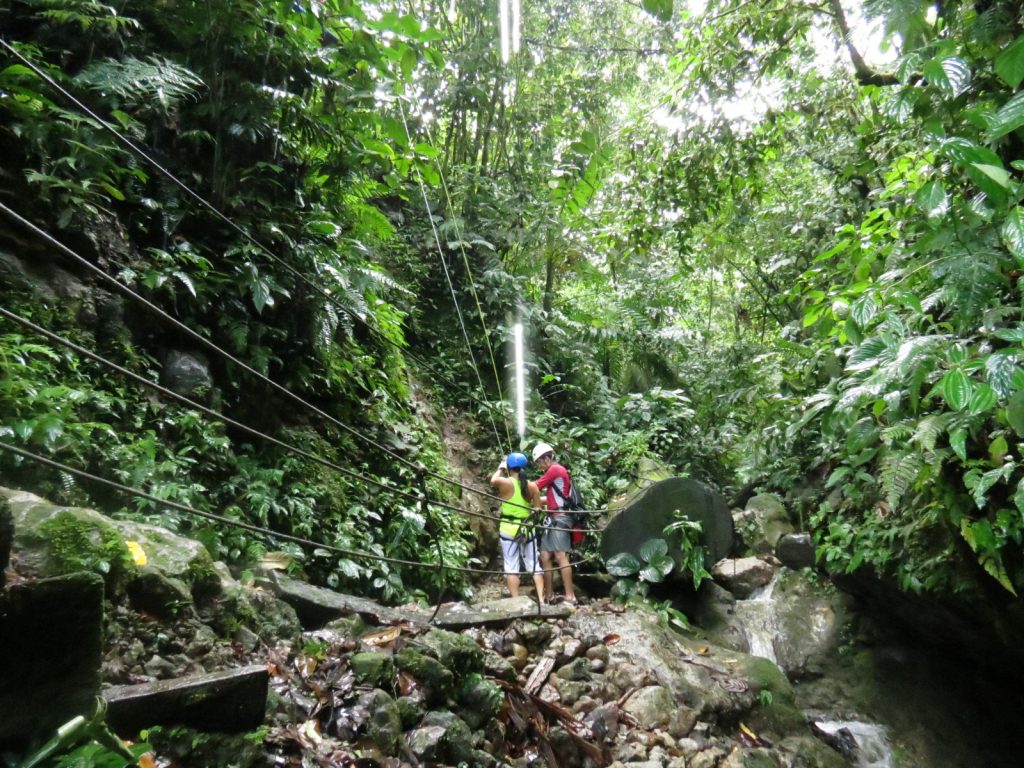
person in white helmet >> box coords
[532,442,577,605]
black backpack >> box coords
[552,479,588,547]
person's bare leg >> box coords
[532,572,546,604]
[539,551,554,601]
[506,574,520,597]
[555,551,576,601]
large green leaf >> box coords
[916,180,948,217]
[639,552,676,583]
[988,90,1024,140]
[996,34,1024,88]
[923,56,970,97]
[639,537,669,562]
[641,0,674,22]
[1007,390,1024,436]
[941,369,973,411]
[1001,206,1024,259]
[606,552,642,577]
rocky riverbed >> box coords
[3,486,1023,767]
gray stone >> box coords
[711,557,775,598]
[395,648,454,695]
[128,565,193,617]
[613,741,649,762]
[554,678,589,706]
[556,657,592,682]
[548,726,581,766]
[668,705,698,738]
[623,685,674,729]
[601,477,734,572]
[162,350,213,399]
[104,665,268,736]
[484,650,517,682]
[187,624,218,657]
[585,702,620,744]
[0,572,104,747]
[144,654,178,678]
[736,494,794,554]
[360,689,402,755]
[407,725,446,761]
[691,748,729,768]
[775,533,816,570]
[777,736,848,768]
[419,711,475,764]
[720,747,782,767]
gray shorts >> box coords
[539,514,572,553]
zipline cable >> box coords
[417,111,514,451]
[0,441,598,577]
[0,306,593,533]
[0,37,513,453]
[0,41,621,515]
[0,203,615,516]
[0,202,510,508]
[398,99,511,453]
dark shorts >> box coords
[539,514,572,553]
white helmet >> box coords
[532,442,555,462]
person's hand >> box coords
[498,459,507,471]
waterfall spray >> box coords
[513,321,526,444]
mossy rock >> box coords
[737,656,804,736]
[395,648,454,694]
[2,487,218,598]
[5,489,136,591]
[323,614,369,642]
[350,652,395,687]
[456,674,503,729]
[360,689,402,756]
[396,696,426,729]
[417,628,484,678]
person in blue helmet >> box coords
[490,452,546,602]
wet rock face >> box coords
[712,556,776,598]
[735,493,794,554]
[162,350,213,399]
[776,533,816,570]
[0,572,105,748]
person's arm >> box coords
[536,465,557,490]
[528,481,543,508]
[490,459,511,496]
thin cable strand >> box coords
[0,442,597,576]
[398,99,509,453]
[0,38,512,459]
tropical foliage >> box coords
[5,0,1024,604]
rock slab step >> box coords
[104,664,269,735]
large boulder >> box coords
[711,557,776,598]
[162,350,213,400]
[2,487,218,598]
[600,477,733,573]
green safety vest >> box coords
[500,480,533,539]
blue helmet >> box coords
[506,452,528,469]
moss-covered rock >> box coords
[396,695,426,729]
[395,648,454,694]
[350,652,395,687]
[417,628,484,678]
[738,656,804,736]
[360,689,403,756]
[456,674,503,729]
[6,489,136,591]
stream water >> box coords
[813,721,893,768]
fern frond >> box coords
[911,413,950,453]
[881,450,921,510]
[75,55,204,112]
